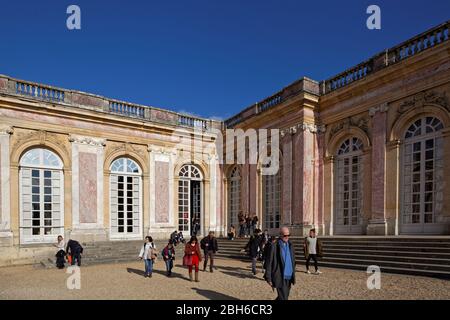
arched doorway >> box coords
[400,116,444,234]
[178,164,203,237]
[19,148,64,244]
[227,166,241,230]
[110,157,143,239]
[334,137,364,234]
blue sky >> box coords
[0,0,449,120]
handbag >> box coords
[151,248,158,260]
[183,254,192,266]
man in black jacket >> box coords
[66,239,83,266]
[200,231,219,272]
[264,227,296,300]
[245,229,263,275]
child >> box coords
[162,241,176,276]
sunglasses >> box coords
[282,234,290,238]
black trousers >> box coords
[306,254,318,271]
[71,250,81,266]
[203,250,215,270]
[276,279,292,300]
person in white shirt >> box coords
[303,229,322,274]
[54,235,66,269]
[139,236,156,278]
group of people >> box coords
[54,226,322,300]
[138,231,219,282]
[54,235,84,269]
[169,230,186,246]
[241,227,322,300]
[227,212,259,240]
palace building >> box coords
[0,21,449,265]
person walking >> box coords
[139,236,156,278]
[245,215,252,237]
[304,228,323,274]
[183,236,202,282]
[200,231,219,272]
[54,235,65,269]
[245,229,263,275]
[65,239,83,267]
[264,227,296,300]
[162,241,176,277]
[262,235,276,273]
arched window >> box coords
[335,138,363,234]
[110,158,142,238]
[178,164,203,236]
[228,166,241,228]
[401,117,444,234]
[262,161,281,230]
[20,148,64,243]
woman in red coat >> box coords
[184,236,202,282]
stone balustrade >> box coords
[0,75,212,131]
[323,20,449,94]
[15,80,65,102]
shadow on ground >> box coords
[126,267,191,281]
[192,288,239,300]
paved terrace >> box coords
[0,258,449,300]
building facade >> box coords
[0,21,449,265]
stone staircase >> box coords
[216,237,450,279]
[40,240,186,268]
[39,236,450,279]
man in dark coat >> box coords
[264,227,296,300]
[245,229,263,275]
[200,231,219,272]
[66,239,83,266]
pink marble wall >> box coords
[282,135,292,225]
[155,161,169,223]
[79,152,97,223]
[371,111,387,220]
[0,78,7,91]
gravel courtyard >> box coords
[0,258,449,300]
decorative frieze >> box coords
[69,134,106,147]
[398,91,449,114]
[329,115,369,138]
[280,123,326,137]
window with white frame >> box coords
[178,164,202,234]
[228,166,241,228]
[402,117,444,230]
[263,163,281,229]
[110,158,142,237]
[335,138,363,228]
[20,148,64,243]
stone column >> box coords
[367,104,388,235]
[0,126,13,246]
[69,134,107,242]
[314,130,325,234]
[148,146,175,239]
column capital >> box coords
[0,125,14,135]
[369,102,389,117]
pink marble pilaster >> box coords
[371,110,387,221]
[79,152,97,223]
[282,134,292,225]
[155,161,169,223]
